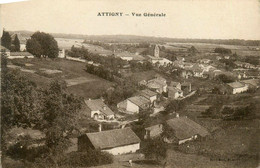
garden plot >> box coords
[7,64,36,73]
[65,77,96,87]
[39,68,62,74]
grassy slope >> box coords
[10,58,113,99]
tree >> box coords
[26,38,42,57]
[214,47,232,55]
[1,30,11,50]
[42,81,82,154]
[143,137,167,162]
[215,74,235,83]
[26,31,59,58]
[188,46,198,54]
[12,34,20,52]
[161,123,176,142]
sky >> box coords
[1,0,260,40]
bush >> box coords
[58,150,113,167]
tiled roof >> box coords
[140,89,157,98]
[86,127,141,149]
[128,96,150,107]
[170,81,181,87]
[227,82,246,88]
[241,79,259,87]
[168,86,183,93]
[85,99,114,116]
[167,117,209,140]
[10,52,33,56]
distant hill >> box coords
[9,30,260,46]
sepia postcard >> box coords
[0,0,260,168]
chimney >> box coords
[103,106,107,110]
[98,123,102,132]
[176,113,179,118]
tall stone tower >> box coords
[154,45,160,58]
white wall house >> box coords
[120,56,133,61]
[58,49,65,58]
[227,82,248,94]
[85,99,115,120]
[126,99,140,113]
[103,143,140,155]
[126,96,150,114]
[78,128,141,155]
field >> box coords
[164,42,260,57]
[9,58,113,98]
[55,38,84,49]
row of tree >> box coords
[1,30,60,58]
[1,30,20,51]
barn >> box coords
[78,127,141,155]
[166,116,209,144]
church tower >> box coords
[154,45,160,57]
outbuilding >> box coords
[78,127,141,155]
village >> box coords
[1,29,260,168]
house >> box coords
[84,99,115,120]
[78,127,141,155]
[191,64,204,77]
[216,56,222,60]
[170,81,181,90]
[180,69,193,79]
[241,79,259,89]
[125,96,151,113]
[176,56,185,62]
[144,124,163,139]
[224,55,230,59]
[147,77,167,93]
[166,116,209,144]
[168,86,183,99]
[139,89,157,103]
[117,52,134,61]
[199,59,212,64]
[58,49,65,58]
[9,52,34,59]
[0,45,10,57]
[227,82,248,94]
[181,82,192,94]
[173,60,185,68]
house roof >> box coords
[85,127,141,149]
[166,117,209,140]
[170,81,181,87]
[227,82,246,88]
[241,79,259,87]
[140,89,157,98]
[148,55,163,60]
[10,52,33,56]
[85,99,114,116]
[128,96,150,107]
[117,100,127,110]
[168,86,183,93]
[147,78,167,89]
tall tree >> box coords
[12,34,20,52]
[26,31,59,58]
[26,38,42,57]
[1,30,11,50]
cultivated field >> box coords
[164,42,260,57]
[9,58,113,98]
